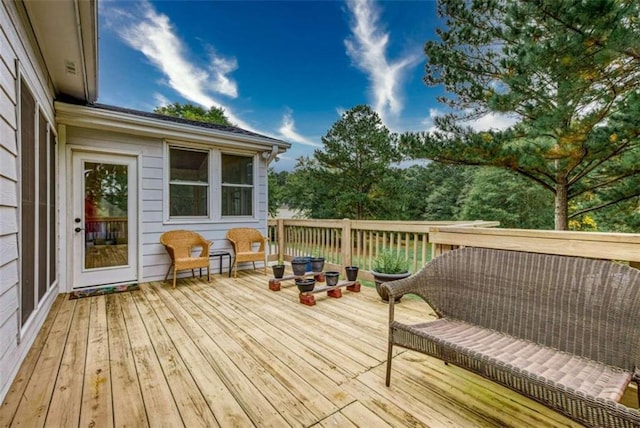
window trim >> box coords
[220,152,256,219]
[163,141,259,224]
[16,65,58,336]
[167,145,210,219]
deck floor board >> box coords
[1,272,585,427]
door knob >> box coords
[74,227,84,233]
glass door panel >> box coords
[84,162,129,269]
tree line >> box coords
[156,0,640,232]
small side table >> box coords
[209,250,233,277]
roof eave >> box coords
[55,101,291,152]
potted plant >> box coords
[371,250,410,302]
[271,259,285,279]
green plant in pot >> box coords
[271,258,285,279]
[372,250,410,302]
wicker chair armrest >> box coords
[196,239,211,257]
[162,244,177,260]
[382,271,426,300]
[257,236,268,251]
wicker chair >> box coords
[383,247,640,427]
[160,230,211,288]
[226,228,267,278]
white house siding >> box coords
[63,126,270,286]
[0,1,58,403]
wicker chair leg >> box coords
[172,270,177,289]
[164,265,172,282]
[385,340,393,386]
[252,261,256,270]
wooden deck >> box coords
[0,271,596,427]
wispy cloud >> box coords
[464,112,519,132]
[101,0,253,129]
[278,110,320,147]
[344,0,419,123]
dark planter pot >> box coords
[310,257,325,272]
[291,258,308,276]
[272,264,285,279]
[345,266,359,281]
[295,278,316,293]
[325,271,340,287]
[373,271,410,302]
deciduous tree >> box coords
[154,102,232,126]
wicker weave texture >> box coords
[384,247,640,428]
[391,247,640,370]
[226,228,267,278]
[160,230,211,288]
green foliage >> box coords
[372,250,410,274]
[459,168,554,229]
[403,0,640,230]
[154,102,233,126]
[284,105,401,219]
[267,168,289,217]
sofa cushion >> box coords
[396,318,633,403]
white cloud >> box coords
[153,93,170,108]
[344,0,420,123]
[278,110,320,147]
[103,0,256,130]
[464,112,519,132]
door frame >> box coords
[65,145,142,290]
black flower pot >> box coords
[291,258,308,276]
[373,271,410,302]
[295,278,316,293]
[310,257,325,272]
[325,271,340,287]
[272,264,285,279]
[345,266,359,281]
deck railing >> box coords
[268,219,640,279]
[267,219,499,280]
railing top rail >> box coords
[431,226,640,262]
[268,219,499,233]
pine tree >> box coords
[403,0,640,230]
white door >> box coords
[72,151,138,288]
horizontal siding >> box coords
[0,0,58,405]
[0,118,16,154]
[0,286,17,336]
[0,259,17,296]
[0,176,16,207]
[65,125,270,284]
[0,206,17,235]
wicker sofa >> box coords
[383,247,640,427]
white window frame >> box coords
[163,141,258,224]
[166,145,210,219]
[220,152,256,219]
[16,66,58,336]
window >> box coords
[165,144,256,221]
[19,76,56,327]
[221,154,253,216]
[169,147,209,217]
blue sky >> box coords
[98,0,448,171]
